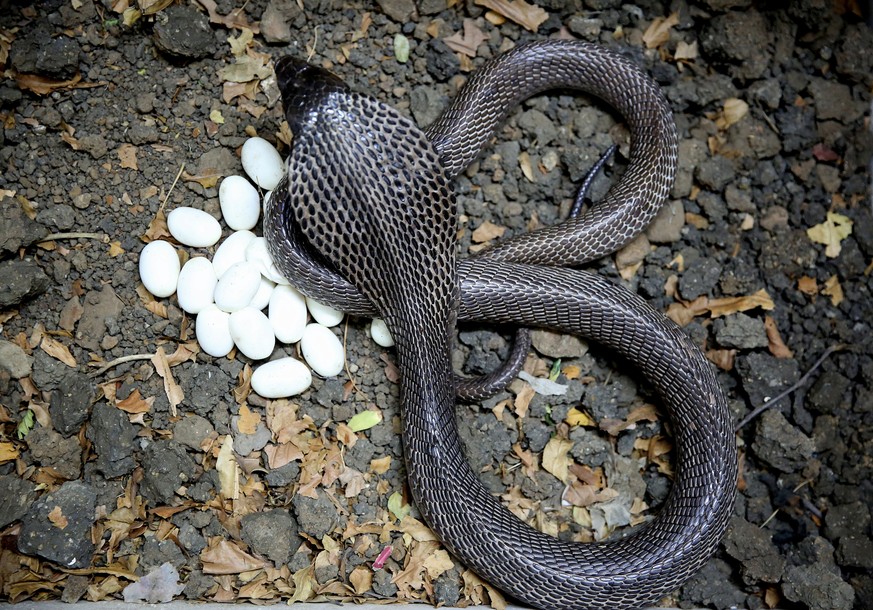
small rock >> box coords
[0,204,47,255]
[0,474,38,528]
[152,5,217,59]
[714,313,768,349]
[759,205,789,232]
[173,414,215,451]
[782,563,855,610]
[695,155,736,192]
[410,85,446,129]
[569,427,612,468]
[736,352,799,406]
[835,23,873,84]
[700,10,772,80]
[433,569,461,606]
[240,509,301,565]
[645,199,684,243]
[681,558,748,609]
[35,203,76,232]
[825,501,871,539]
[232,418,272,455]
[0,340,32,379]
[138,538,185,574]
[61,574,89,604]
[697,0,752,8]
[196,147,238,177]
[530,329,588,359]
[50,371,95,437]
[140,440,198,506]
[87,402,137,478]
[292,490,340,538]
[836,535,873,569]
[806,371,851,414]
[0,259,51,308]
[807,77,864,123]
[426,39,459,82]
[26,426,82,480]
[9,24,81,78]
[679,258,722,300]
[30,349,70,392]
[77,135,108,160]
[518,109,558,147]
[751,409,815,473]
[567,16,603,40]
[375,0,416,22]
[419,0,446,14]
[723,516,785,584]
[18,481,97,568]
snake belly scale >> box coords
[265,40,737,610]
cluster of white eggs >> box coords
[138,137,394,398]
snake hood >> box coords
[275,57,351,135]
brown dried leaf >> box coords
[117,144,138,170]
[201,538,266,574]
[15,72,84,95]
[349,565,372,595]
[512,443,538,478]
[444,19,488,57]
[263,442,303,469]
[142,208,170,242]
[58,296,84,332]
[116,389,153,414]
[797,276,818,295]
[193,0,260,33]
[181,170,221,189]
[600,403,659,436]
[764,316,794,358]
[423,549,454,578]
[151,347,184,416]
[513,383,535,418]
[822,274,844,306]
[48,505,68,529]
[475,0,548,32]
[642,12,679,48]
[674,40,698,62]
[706,348,736,371]
[380,353,400,383]
[716,98,749,130]
[339,466,366,498]
[369,455,392,474]
[237,404,260,435]
[471,220,507,243]
[0,442,20,463]
[40,336,77,367]
[216,435,240,500]
[61,130,81,150]
[542,436,573,484]
[707,289,775,318]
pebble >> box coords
[195,305,234,358]
[269,285,308,344]
[213,261,261,312]
[241,137,284,190]
[306,297,344,327]
[300,323,344,377]
[212,230,255,278]
[139,240,180,298]
[166,207,222,248]
[251,357,312,398]
[229,307,275,360]
[176,257,217,315]
[219,176,260,231]
[370,318,394,347]
[245,236,290,285]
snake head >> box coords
[274,57,349,133]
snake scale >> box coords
[264,40,737,610]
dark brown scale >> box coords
[265,42,736,610]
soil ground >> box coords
[0,0,871,609]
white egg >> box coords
[229,307,275,360]
[214,261,261,312]
[251,357,312,398]
[212,230,256,278]
[300,323,344,377]
[196,304,234,357]
[370,318,395,347]
[139,240,180,298]
[250,276,276,311]
[241,137,284,190]
[306,297,344,327]
[245,236,291,285]
[176,257,217,314]
[219,175,260,231]
[269,285,308,344]
[166,207,222,248]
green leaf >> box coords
[16,410,34,440]
[548,359,562,381]
[347,409,382,432]
[394,34,410,63]
[387,491,410,521]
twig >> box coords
[160,163,185,213]
[41,232,108,243]
[735,343,848,431]
[88,353,154,377]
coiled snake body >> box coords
[265,41,737,610]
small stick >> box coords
[41,232,108,242]
[88,353,154,377]
[160,163,185,212]
[735,343,847,431]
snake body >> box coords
[265,41,737,610]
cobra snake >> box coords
[264,40,737,610]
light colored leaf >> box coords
[40,336,76,367]
[642,12,679,49]
[117,143,138,170]
[216,435,240,500]
[151,347,183,416]
[48,505,68,529]
[807,211,852,258]
[424,549,454,578]
[475,0,548,32]
[764,316,794,358]
[0,441,19,463]
[822,274,844,306]
[542,436,573,484]
[237,403,260,435]
[387,490,410,521]
[674,40,698,61]
[347,409,382,432]
[349,565,372,594]
[444,19,488,57]
[394,33,410,63]
[471,220,506,243]
[369,455,391,474]
[200,538,265,574]
[116,389,154,414]
[565,407,595,427]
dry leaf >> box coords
[181,170,222,189]
[542,436,573,484]
[513,383,535,418]
[706,348,736,371]
[797,276,818,295]
[216,435,240,500]
[716,98,749,130]
[518,150,535,182]
[471,220,507,243]
[807,212,853,258]
[117,144,138,170]
[600,403,659,436]
[642,12,679,49]
[193,0,260,32]
[764,316,794,358]
[108,241,125,257]
[237,404,260,435]
[116,389,154,414]
[151,347,183,416]
[201,538,266,574]
[444,19,488,57]
[565,407,595,427]
[424,549,455,578]
[349,566,372,594]
[0,441,19,463]
[263,442,303,469]
[48,505,69,529]
[475,0,548,32]
[674,40,698,62]
[15,72,105,95]
[40,336,77,367]
[708,289,775,318]
[822,274,844,306]
[369,455,391,474]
